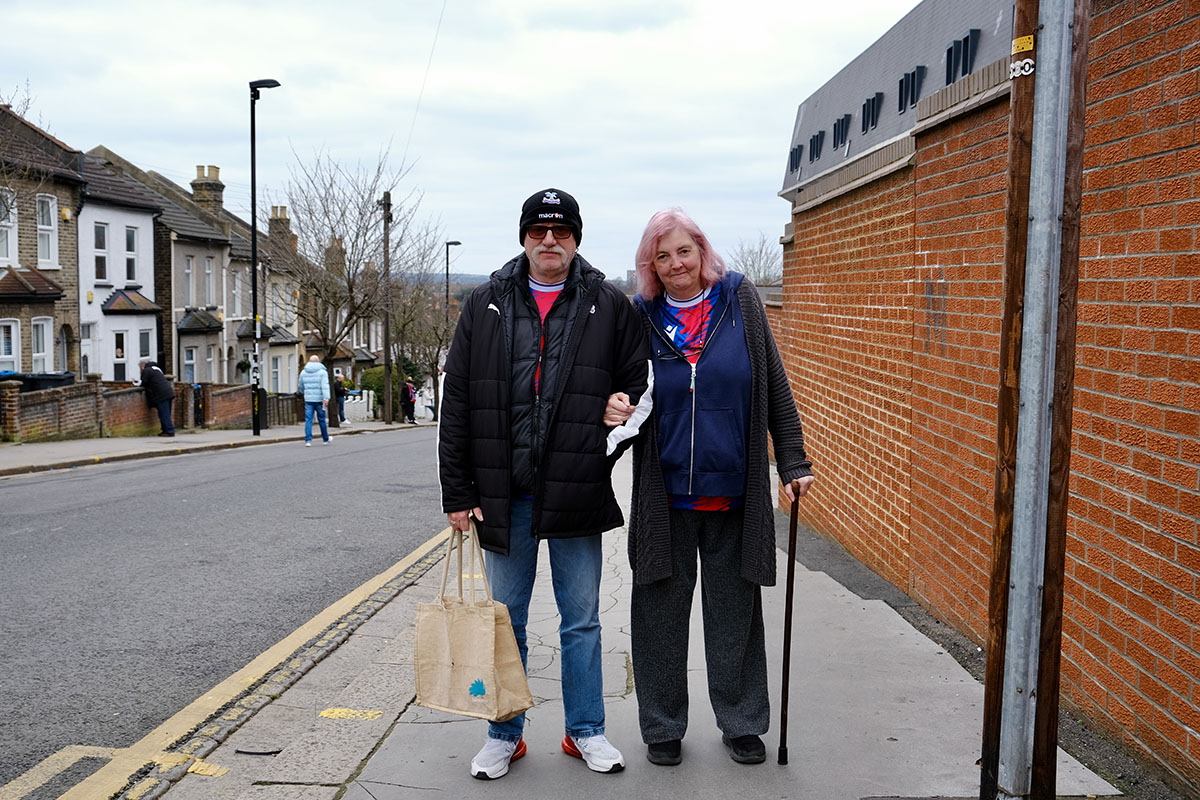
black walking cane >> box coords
[778,481,800,765]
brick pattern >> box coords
[783,168,915,588]
[1,381,253,442]
[1068,0,1200,783]
[909,97,1010,640]
[779,1,1199,787]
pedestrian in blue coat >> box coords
[296,355,331,446]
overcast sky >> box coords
[4,0,922,279]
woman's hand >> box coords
[604,392,636,426]
[784,476,816,503]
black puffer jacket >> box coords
[140,363,175,406]
[439,253,650,554]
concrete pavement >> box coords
[133,450,1114,800]
[0,428,1121,799]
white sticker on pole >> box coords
[1009,58,1036,79]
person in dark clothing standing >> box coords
[608,208,814,768]
[138,359,175,437]
[402,376,417,424]
[439,188,651,780]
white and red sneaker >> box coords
[562,734,625,773]
[470,736,526,780]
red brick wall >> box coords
[1066,0,1199,783]
[779,0,1199,787]
[209,385,252,429]
[909,97,1010,639]
[784,168,915,588]
[1,380,253,441]
[12,382,102,441]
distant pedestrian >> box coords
[334,374,350,424]
[138,359,175,437]
[403,376,418,424]
[297,355,332,446]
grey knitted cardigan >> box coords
[628,276,813,587]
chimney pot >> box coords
[208,165,220,180]
[195,165,204,179]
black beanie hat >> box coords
[519,188,582,246]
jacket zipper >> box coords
[687,302,729,494]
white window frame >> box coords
[36,194,58,269]
[0,319,19,372]
[30,317,52,373]
[206,345,215,381]
[231,271,242,316]
[183,256,193,306]
[94,222,109,282]
[0,188,15,267]
[204,257,213,305]
[125,226,137,282]
[271,355,281,393]
[113,330,128,382]
[139,329,152,359]
[183,347,196,383]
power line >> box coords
[401,0,448,168]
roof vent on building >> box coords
[788,144,804,174]
[861,92,883,134]
[832,114,852,151]
[808,130,825,163]
[946,29,981,85]
[898,66,926,114]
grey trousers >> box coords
[630,507,770,744]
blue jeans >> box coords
[485,498,605,742]
[304,401,329,442]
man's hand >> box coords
[447,507,484,532]
[604,392,635,426]
[784,476,816,503]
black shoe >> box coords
[158,432,175,437]
[646,739,681,766]
[722,734,765,764]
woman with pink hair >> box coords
[612,208,815,766]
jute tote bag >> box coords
[414,521,533,722]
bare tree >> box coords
[268,147,421,364]
[728,232,783,286]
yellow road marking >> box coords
[319,707,384,721]
[185,759,228,777]
[0,746,115,800]
[1,528,451,800]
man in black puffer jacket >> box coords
[439,188,650,781]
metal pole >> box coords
[247,79,278,436]
[996,1,1077,796]
[444,240,461,333]
[249,87,260,436]
[384,190,393,424]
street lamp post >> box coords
[444,240,461,330]
[249,78,280,436]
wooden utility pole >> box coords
[379,190,394,425]
[981,1,1089,798]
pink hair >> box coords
[634,208,726,300]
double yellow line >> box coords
[0,528,451,800]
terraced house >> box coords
[0,105,82,380]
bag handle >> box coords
[437,518,494,606]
